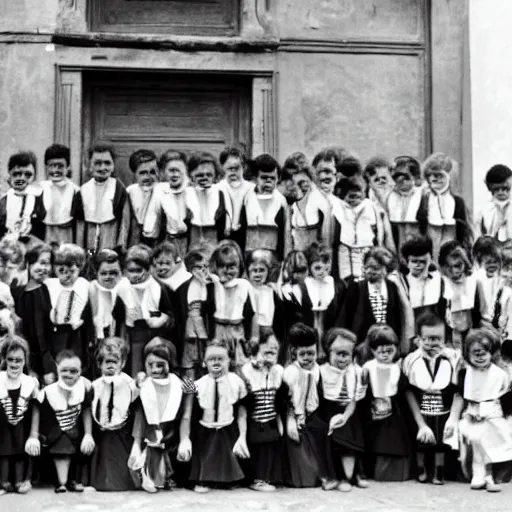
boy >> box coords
[40,144,82,245]
[364,156,393,207]
[0,151,45,243]
[151,240,191,292]
[77,144,130,254]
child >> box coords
[438,241,485,349]
[417,152,473,260]
[40,144,82,245]
[185,151,229,248]
[313,154,343,210]
[361,325,411,481]
[493,248,512,342]
[394,155,423,188]
[319,328,367,492]
[403,312,459,485]
[126,149,159,247]
[240,154,289,260]
[39,349,95,493]
[210,241,258,368]
[129,338,193,492]
[241,328,286,491]
[331,175,395,281]
[187,339,249,493]
[476,164,512,242]
[0,151,45,243]
[278,250,308,301]
[90,338,139,491]
[364,157,393,208]
[446,328,512,492]
[11,243,54,382]
[151,241,191,293]
[386,157,423,250]
[0,239,26,287]
[45,244,92,374]
[0,335,41,495]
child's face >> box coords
[223,156,244,185]
[317,169,336,195]
[55,263,80,287]
[204,346,229,378]
[444,255,465,284]
[468,341,492,369]
[192,163,215,190]
[46,158,69,184]
[97,261,122,289]
[295,345,317,371]
[125,260,148,285]
[248,261,268,286]
[481,255,500,277]
[258,336,279,367]
[394,172,414,194]
[256,169,278,195]
[100,355,123,377]
[291,172,312,200]
[57,357,82,387]
[153,252,181,280]
[29,251,52,284]
[344,190,364,208]
[329,337,353,370]
[163,159,186,189]
[5,348,25,380]
[90,151,115,182]
[369,167,392,191]
[135,160,158,189]
[428,171,449,193]
[310,260,329,280]
[502,263,512,287]
[215,256,239,284]
[407,254,430,278]
[372,344,397,364]
[292,266,308,285]
[145,353,170,379]
[490,180,511,202]
[364,257,386,283]
[190,258,210,285]
[9,164,35,192]
[419,324,445,358]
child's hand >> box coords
[25,437,41,457]
[328,413,347,435]
[146,313,169,330]
[177,437,192,462]
[232,436,250,459]
[286,416,300,443]
[277,416,284,437]
[43,372,56,386]
[80,433,95,455]
[136,372,147,387]
[443,421,456,439]
[417,425,436,444]
[70,319,84,331]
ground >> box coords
[3,482,512,512]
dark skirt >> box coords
[369,409,410,457]
[322,400,364,454]
[127,322,156,377]
[247,419,283,484]
[52,325,87,369]
[418,412,450,452]
[0,413,30,456]
[189,422,245,484]
[374,455,411,482]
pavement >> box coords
[2,482,512,512]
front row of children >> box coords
[2,312,512,496]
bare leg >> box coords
[338,455,356,492]
[433,452,445,485]
[53,457,71,487]
[416,452,427,482]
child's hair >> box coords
[44,144,70,167]
[472,236,501,266]
[288,322,317,349]
[416,311,445,338]
[158,149,188,171]
[187,151,221,181]
[54,243,86,269]
[25,242,53,267]
[210,240,244,278]
[0,238,25,267]
[55,349,81,366]
[323,327,357,352]
[248,154,281,181]
[485,164,512,190]
[438,240,472,276]
[422,152,455,180]
[502,248,512,268]
[96,337,130,365]
[337,175,366,199]
[283,152,310,174]
[8,151,37,173]
[364,156,390,179]
[312,148,342,169]
[245,249,272,282]
[463,327,501,365]
[95,248,121,272]
[88,143,116,162]
[249,326,278,357]
[282,163,314,183]
[152,241,181,263]
[184,249,207,272]
[393,156,421,181]
[144,337,177,370]
[129,149,157,172]
[125,244,152,271]
[204,338,231,358]
[363,246,394,269]
[0,334,30,372]
[219,146,247,167]
[281,250,308,285]
[401,235,433,261]
[305,242,331,267]
[366,324,399,351]
[335,156,363,179]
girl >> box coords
[210,241,258,369]
[319,328,367,492]
[129,338,194,493]
[151,241,191,293]
[90,337,138,491]
[445,328,512,492]
[241,328,286,491]
[11,243,54,382]
[187,339,249,493]
[278,250,308,302]
[361,325,411,481]
[364,157,394,208]
[0,335,41,495]
[439,241,485,350]
[39,349,95,493]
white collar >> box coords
[139,374,183,424]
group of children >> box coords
[2,143,512,496]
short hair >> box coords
[364,156,390,178]
[210,240,244,278]
[25,242,53,267]
[416,311,445,337]
[55,349,81,366]
[158,149,188,172]
[129,149,157,173]
[94,248,121,272]
[54,243,86,269]
[283,152,310,172]
[312,148,343,169]
[323,327,357,352]
[335,156,363,179]
[187,151,221,180]
[472,236,501,266]
[422,152,454,179]
[393,156,421,180]
[245,249,273,273]
[282,163,314,181]
[288,322,317,349]
[8,151,37,173]
[205,338,231,359]
[401,236,434,260]
[485,164,512,189]
[250,326,278,357]
[438,241,472,275]
[144,337,177,370]
[44,144,70,166]
[366,324,399,351]
[96,337,130,365]
[502,248,512,267]
[305,242,331,266]
[184,249,207,272]
[125,244,152,271]
[463,327,501,365]
[152,241,181,263]
[281,250,308,285]
[337,175,366,198]
[219,146,247,167]
[363,246,394,269]
[0,238,24,266]
[0,334,30,372]
[88,143,116,162]
[248,154,281,181]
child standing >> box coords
[364,157,394,208]
[493,248,512,342]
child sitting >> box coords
[151,241,191,293]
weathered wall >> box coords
[0,0,59,33]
